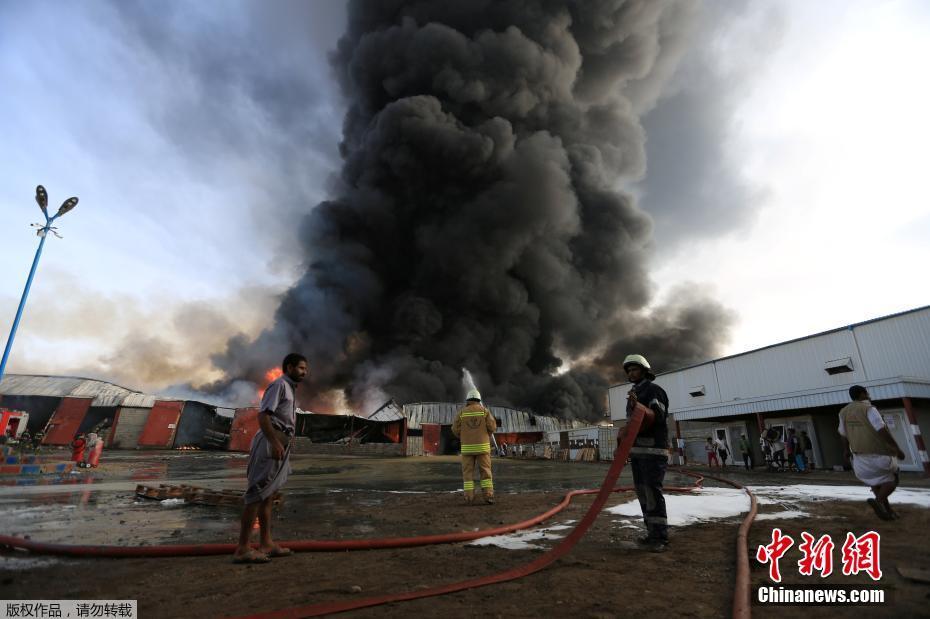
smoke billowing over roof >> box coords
[214,0,734,421]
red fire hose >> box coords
[0,404,757,618]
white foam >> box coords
[0,555,61,570]
[754,510,810,521]
[607,487,749,526]
[749,485,930,508]
[159,498,185,506]
[605,484,930,528]
[468,523,573,550]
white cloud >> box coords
[657,0,930,355]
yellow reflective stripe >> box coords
[460,413,487,417]
[460,443,491,453]
[463,481,475,489]
[480,479,493,487]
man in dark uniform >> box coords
[619,354,670,553]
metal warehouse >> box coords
[0,374,233,450]
[608,305,930,475]
[397,401,583,456]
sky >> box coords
[1,0,928,400]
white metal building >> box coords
[608,306,930,474]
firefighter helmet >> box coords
[622,354,651,370]
[623,354,656,380]
[466,389,481,401]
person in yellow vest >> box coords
[838,385,906,520]
[452,389,497,504]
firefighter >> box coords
[452,389,497,504]
[618,354,670,553]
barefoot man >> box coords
[234,353,308,563]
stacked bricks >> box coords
[135,483,282,507]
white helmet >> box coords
[622,354,651,370]
[623,354,655,380]
[466,388,481,401]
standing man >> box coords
[234,353,308,564]
[839,385,906,520]
[619,354,670,553]
[452,389,497,504]
[738,434,752,470]
[801,431,814,470]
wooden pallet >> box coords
[134,483,282,507]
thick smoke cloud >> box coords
[216,0,734,421]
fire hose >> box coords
[0,404,757,617]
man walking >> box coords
[452,389,497,504]
[738,434,753,470]
[619,354,670,553]
[839,385,906,520]
[234,353,308,563]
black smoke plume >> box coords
[215,0,734,421]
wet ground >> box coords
[2,451,929,618]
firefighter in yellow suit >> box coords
[452,389,498,504]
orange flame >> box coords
[255,367,284,404]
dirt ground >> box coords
[1,453,929,618]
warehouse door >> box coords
[422,424,441,455]
[137,401,183,448]
[44,398,92,445]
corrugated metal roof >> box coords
[672,379,930,421]
[0,374,144,407]
[120,393,158,408]
[401,402,583,432]
[367,400,405,422]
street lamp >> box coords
[0,185,79,382]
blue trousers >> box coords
[631,456,668,542]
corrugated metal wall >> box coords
[228,408,260,452]
[852,309,930,381]
[44,398,92,445]
[715,329,866,402]
[137,401,183,448]
[608,306,930,421]
[402,402,581,433]
[406,435,424,456]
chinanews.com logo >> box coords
[753,528,889,606]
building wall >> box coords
[811,409,845,470]
[852,310,930,381]
[912,399,930,454]
[678,419,759,465]
[609,307,930,424]
[716,329,868,403]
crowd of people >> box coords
[701,428,815,473]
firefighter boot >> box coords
[463,480,475,504]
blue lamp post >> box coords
[0,185,79,382]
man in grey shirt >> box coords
[234,353,308,563]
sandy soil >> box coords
[1,454,928,618]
